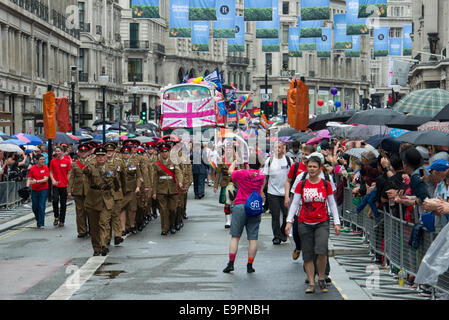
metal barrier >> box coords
[0,180,27,210]
[340,186,449,297]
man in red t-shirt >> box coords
[50,146,72,227]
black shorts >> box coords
[298,220,329,262]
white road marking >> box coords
[46,256,106,300]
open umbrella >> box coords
[0,143,23,152]
[12,133,43,145]
[345,148,379,159]
[307,110,357,131]
[93,120,114,126]
[41,132,75,144]
[365,134,401,153]
[2,139,26,146]
[431,103,449,122]
[346,125,392,139]
[418,121,449,134]
[386,114,433,131]
[346,108,403,126]
[394,89,449,117]
[291,132,315,143]
[278,127,299,137]
[397,130,449,147]
[135,136,156,144]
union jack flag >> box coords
[161,98,217,129]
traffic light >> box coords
[148,108,155,121]
[267,101,273,117]
[274,101,278,115]
[282,98,287,115]
[140,103,147,122]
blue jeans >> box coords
[32,189,48,227]
[356,187,379,217]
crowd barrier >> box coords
[0,180,27,210]
[340,187,449,298]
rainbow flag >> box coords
[253,109,261,117]
[209,160,216,170]
[228,110,237,122]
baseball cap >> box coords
[306,152,325,165]
[426,159,449,172]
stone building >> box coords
[77,0,124,128]
[408,0,449,91]
[0,0,80,135]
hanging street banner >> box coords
[189,0,217,21]
[317,28,332,57]
[213,0,235,38]
[334,14,353,50]
[169,0,191,38]
[358,0,387,18]
[262,37,280,52]
[374,26,389,57]
[288,27,302,57]
[389,37,402,56]
[300,20,322,38]
[301,0,330,21]
[244,0,272,21]
[192,21,210,51]
[228,16,245,52]
[346,0,368,35]
[299,37,317,51]
[403,25,412,56]
[131,0,160,19]
[346,35,360,57]
[256,0,279,39]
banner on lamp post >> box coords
[227,16,245,52]
[213,0,235,38]
[301,0,330,21]
[192,21,210,51]
[189,0,217,21]
[256,0,279,39]
[169,0,191,38]
[131,0,160,19]
[244,0,272,21]
[334,14,352,50]
[374,26,389,57]
[288,27,302,57]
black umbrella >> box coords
[291,132,314,143]
[278,127,299,137]
[307,110,357,131]
[346,108,403,125]
[365,134,401,153]
[40,132,75,144]
[93,120,114,126]
[386,114,433,131]
[397,130,449,147]
[432,103,449,122]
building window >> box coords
[78,2,85,30]
[42,42,46,79]
[282,24,289,44]
[282,1,289,15]
[36,41,40,78]
[282,53,289,70]
[128,58,142,82]
[130,23,139,48]
[265,53,272,75]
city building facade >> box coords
[0,0,80,135]
[408,0,449,91]
[77,0,124,128]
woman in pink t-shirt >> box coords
[222,157,265,274]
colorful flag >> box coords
[260,113,268,129]
[161,97,217,129]
[131,0,160,18]
[253,109,261,117]
[43,91,56,139]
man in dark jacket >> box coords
[192,144,208,199]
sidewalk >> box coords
[0,200,74,233]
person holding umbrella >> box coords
[26,154,49,228]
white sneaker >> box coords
[225,215,231,228]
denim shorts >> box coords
[230,203,262,240]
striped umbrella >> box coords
[394,89,449,116]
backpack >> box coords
[298,172,331,197]
[266,156,292,176]
[245,191,264,217]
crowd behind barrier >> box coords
[0,180,28,210]
[340,186,449,298]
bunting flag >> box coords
[346,0,368,35]
[374,26,389,57]
[189,0,217,21]
[161,97,217,129]
[317,27,332,58]
[389,37,402,56]
[228,16,245,52]
[213,0,235,38]
[262,37,280,52]
[131,0,160,19]
[169,0,191,38]
[403,25,412,56]
[192,21,210,51]
[334,14,352,50]
[244,0,272,21]
[358,0,387,18]
[346,35,360,57]
[288,27,302,57]
[301,0,330,21]
[256,0,279,39]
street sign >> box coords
[129,115,140,122]
[261,94,270,101]
[80,113,93,120]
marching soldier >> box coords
[135,146,151,232]
[146,142,159,220]
[83,146,121,256]
[120,142,142,235]
[67,143,91,238]
[152,143,183,235]
[176,141,193,230]
[105,142,124,245]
